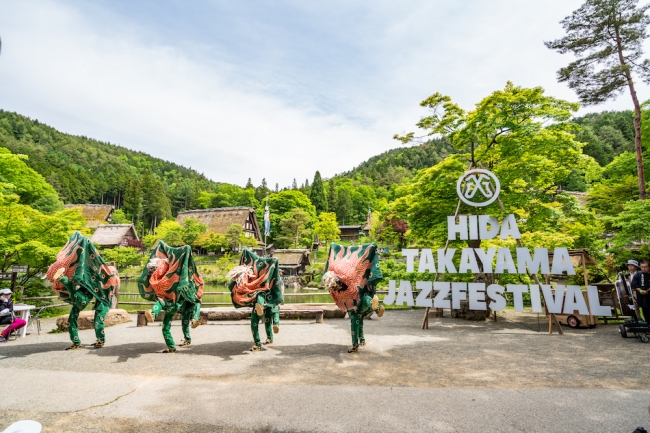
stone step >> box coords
[56,309,132,331]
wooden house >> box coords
[64,204,115,228]
[338,224,369,241]
[272,249,312,276]
[176,207,262,243]
[90,224,139,248]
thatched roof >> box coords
[547,248,598,267]
[64,204,114,228]
[90,224,138,247]
[272,249,311,267]
[176,207,261,241]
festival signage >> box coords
[382,169,612,317]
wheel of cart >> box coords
[566,315,580,328]
[619,324,628,338]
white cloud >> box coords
[1,0,649,188]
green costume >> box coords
[323,242,383,352]
[228,250,283,350]
[46,232,119,349]
[137,242,204,352]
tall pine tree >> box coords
[327,178,337,216]
[309,171,327,214]
[546,0,650,199]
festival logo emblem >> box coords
[456,169,500,207]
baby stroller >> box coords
[616,272,650,343]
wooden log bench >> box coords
[200,309,324,323]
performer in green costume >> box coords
[137,242,204,353]
[322,242,384,353]
[46,232,119,350]
[227,250,283,351]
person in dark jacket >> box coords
[630,260,650,322]
[0,288,26,342]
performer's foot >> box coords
[359,341,366,346]
[161,348,176,353]
[191,319,200,329]
[90,339,105,348]
[254,303,264,316]
[65,344,81,351]
[273,325,279,334]
[377,305,385,318]
[180,340,191,346]
[347,346,359,353]
[144,310,155,323]
[371,295,379,311]
[251,345,262,351]
[264,338,273,345]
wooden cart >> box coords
[544,249,603,329]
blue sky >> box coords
[1,0,649,188]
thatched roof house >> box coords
[176,207,262,242]
[64,204,114,228]
[90,224,139,248]
[272,249,311,276]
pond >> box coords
[117,280,335,308]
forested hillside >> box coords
[0,110,216,212]
[337,138,456,187]
[573,110,635,166]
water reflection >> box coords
[118,280,333,307]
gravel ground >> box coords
[1,309,649,432]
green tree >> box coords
[278,208,312,248]
[309,171,327,213]
[327,179,337,215]
[604,199,650,255]
[141,170,171,231]
[395,82,586,244]
[226,223,244,251]
[123,178,143,223]
[195,232,228,253]
[546,0,650,199]
[0,147,62,213]
[336,189,352,225]
[153,220,185,246]
[313,212,340,247]
[110,209,130,224]
[255,178,270,202]
[0,192,86,285]
[180,218,208,245]
[99,247,142,269]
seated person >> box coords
[0,288,26,342]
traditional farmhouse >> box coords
[64,204,114,228]
[90,224,139,248]
[176,207,262,243]
[272,249,311,276]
